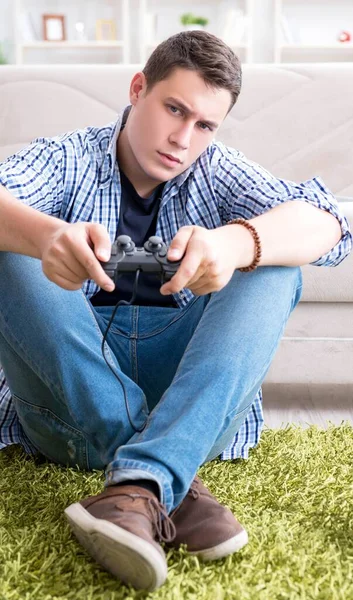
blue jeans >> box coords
[0,253,302,512]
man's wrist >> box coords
[35,213,63,259]
[224,223,256,270]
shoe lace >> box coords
[147,496,176,543]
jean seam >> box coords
[132,308,139,383]
[224,400,254,423]
[84,439,91,470]
[293,283,303,310]
[94,297,201,340]
[131,297,200,340]
[131,338,138,383]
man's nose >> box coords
[169,123,194,149]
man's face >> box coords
[120,68,232,195]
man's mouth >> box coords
[158,152,182,164]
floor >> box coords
[263,383,353,429]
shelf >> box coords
[229,43,249,49]
[139,0,253,63]
[10,1,353,66]
[281,43,353,50]
[21,41,124,49]
[14,0,131,64]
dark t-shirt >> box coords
[91,170,177,307]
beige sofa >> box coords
[0,64,352,427]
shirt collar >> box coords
[99,104,196,189]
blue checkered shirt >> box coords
[0,107,351,460]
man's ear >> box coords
[129,72,147,106]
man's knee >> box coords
[226,265,302,304]
[0,252,44,294]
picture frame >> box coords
[95,19,116,41]
[42,14,66,42]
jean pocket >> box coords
[137,296,206,338]
[12,393,89,469]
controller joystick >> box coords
[143,236,166,255]
[116,235,135,253]
[101,235,182,284]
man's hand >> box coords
[160,225,245,296]
[41,221,114,291]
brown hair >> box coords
[142,30,242,112]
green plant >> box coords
[180,13,209,27]
[0,43,7,65]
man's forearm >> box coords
[228,200,342,269]
[0,185,60,257]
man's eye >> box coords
[168,105,180,114]
[198,122,212,131]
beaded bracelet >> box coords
[228,218,262,272]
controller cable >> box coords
[100,269,147,434]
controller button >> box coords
[117,235,135,252]
[149,235,163,246]
[145,235,165,253]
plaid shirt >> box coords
[0,107,351,460]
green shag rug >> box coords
[1,424,353,600]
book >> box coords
[280,15,294,44]
[20,12,38,41]
[221,9,247,45]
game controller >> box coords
[101,235,182,284]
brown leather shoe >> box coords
[167,476,248,560]
[64,485,176,591]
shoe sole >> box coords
[190,529,249,561]
[64,503,167,591]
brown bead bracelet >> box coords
[228,218,262,272]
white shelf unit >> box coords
[9,0,353,66]
[138,0,254,64]
[14,0,130,65]
[20,41,125,49]
[274,0,353,63]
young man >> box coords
[0,31,350,591]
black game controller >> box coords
[101,235,182,284]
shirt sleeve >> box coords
[0,138,64,217]
[214,145,352,267]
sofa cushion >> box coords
[219,64,353,198]
[0,65,352,303]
